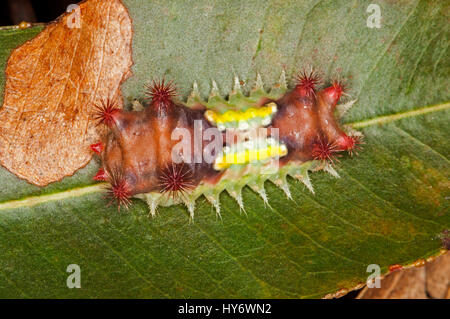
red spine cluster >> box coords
[158,164,194,199]
[92,99,121,127]
[295,69,321,97]
[311,137,339,165]
[106,169,132,209]
[145,79,178,111]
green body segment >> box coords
[135,160,319,217]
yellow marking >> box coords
[214,144,287,170]
[205,102,277,126]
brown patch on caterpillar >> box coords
[96,84,220,200]
[271,76,358,164]
[0,0,133,186]
[270,84,319,163]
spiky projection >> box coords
[93,168,108,181]
[106,169,132,210]
[158,164,194,199]
[295,69,321,97]
[90,142,104,155]
[312,138,339,165]
[90,69,362,217]
[92,99,120,127]
[145,79,177,110]
[338,135,364,156]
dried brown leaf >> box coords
[0,0,133,186]
[357,252,450,299]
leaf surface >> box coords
[0,0,448,298]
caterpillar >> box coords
[91,70,363,218]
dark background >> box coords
[1,0,73,26]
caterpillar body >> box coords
[91,70,363,218]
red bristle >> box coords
[90,142,104,154]
[158,163,194,199]
[295,69,321,97]
[332,80,345,99]
[312,137,340,165]
[92,99,120,127]
[93,168,108,181]
[106,169,132,210]
[145,79,177,110]
[323,80,346,105]
[337,135,364,156]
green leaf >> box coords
[0,0,448,298]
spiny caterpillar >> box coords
[91,70,363,218]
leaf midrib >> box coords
[350,101,450,128]
[0,100,448,211]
